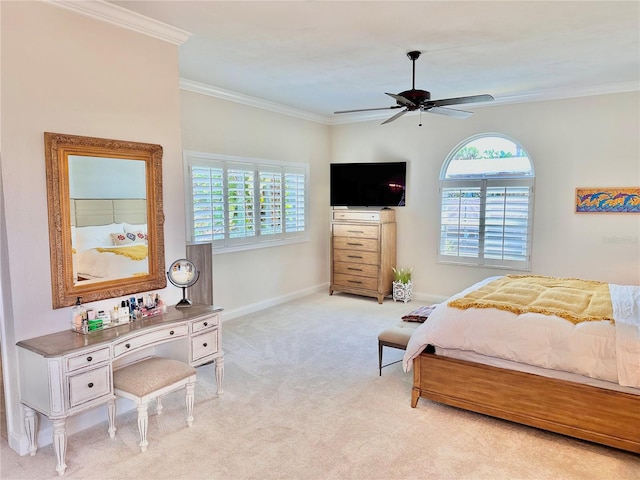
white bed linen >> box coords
[403,276,640,388]
[75,245,148,280]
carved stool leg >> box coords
[136,402,149,452]
[23,406,38,456]
[52,418,67,476]
[215,357,224,396]
[185,383,195,427]
[107,399,117,438]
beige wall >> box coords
[0,2,184,453]
[330,92,640,299]
[180,90,331,316]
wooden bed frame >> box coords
[411,349,640,453]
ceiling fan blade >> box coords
[430,94,494,107]
[385,92,416,107]
[334,105,402,114]
[381,108,409,125]
[425,106,473,119]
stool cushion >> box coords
[114,357,196,397]
[378,322,419,346]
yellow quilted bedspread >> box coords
[448,275,614,325]
[95,244,148,261]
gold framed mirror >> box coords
[45,132,166,308]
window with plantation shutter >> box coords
[184,151,309,253]
[438,134,534,270]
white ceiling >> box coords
[108,1,639,123]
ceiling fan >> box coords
[334,51,494,125]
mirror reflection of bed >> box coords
[71,198,149,283]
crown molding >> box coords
[46,0,191,45]
[490,81,640,106]
[180,78,330,124]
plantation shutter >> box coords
[439,183,482,261]
[191,163,224,243]
[227,164,255,243]
[483,183,531,268]
[258,166,283,238]
[284,167,305,234]
[439,179,532,268]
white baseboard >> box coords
[221,283,328,321]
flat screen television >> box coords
[330,162,406,207]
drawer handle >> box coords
[125,343,131,349]
[348,280,363,284]
[169,330,175,335]
[203,343,208,348]
[347,255,363,259]
[203,322,208,327]
[347,230,364,234]
[346,242,363,246]
[347,267,363,271]
[86,356,93,362]
[88,382,94,388]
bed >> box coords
[71,199,149,281]
[403,275,640,453]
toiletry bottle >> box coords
[71,297,83,331]
[81,308,88,334]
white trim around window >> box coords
[184,150,310,254]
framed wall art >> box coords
[575,187,640,213]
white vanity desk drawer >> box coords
[67,365,111,409]
[113,324,189,358]
[66,347,110,372]
[191,314,219,333]
[192,330,219,362]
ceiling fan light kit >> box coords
[334,50,494,125]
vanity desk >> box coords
[16,304,224,476]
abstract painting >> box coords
[575,187,640,213]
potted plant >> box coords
[392,266,413,303]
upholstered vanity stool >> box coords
[107,357,197,452]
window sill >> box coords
[211,235,310,255]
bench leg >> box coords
[137,402,149,452]
[156,396,163,416]
[185,383,195,427]
[378,341,383,376]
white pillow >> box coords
[123,223,147,234]
[75,223,124,251]
[111,231,146,246]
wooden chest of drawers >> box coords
[330,209,396,303]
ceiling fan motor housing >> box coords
[397,89,431,109]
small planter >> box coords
[393,280,413,303]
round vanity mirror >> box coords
[167,259,199,308]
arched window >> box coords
[439,134,534,270]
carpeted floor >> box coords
[2,292,639,479]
